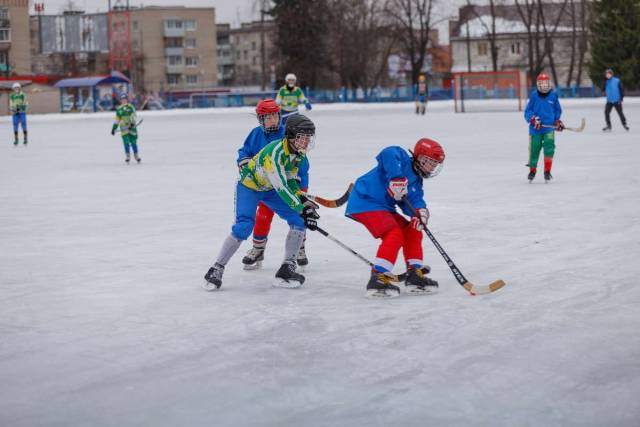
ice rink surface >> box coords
[1,99,639,427]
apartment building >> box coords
[229,20,277,87]
[0,0,31,75]
[130,6,217,93]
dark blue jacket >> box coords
[346,146,426,217]
[604,77,623,103]
[237,124,310,189]
[524,89,562,135]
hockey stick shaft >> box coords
[541,117,585,132]
[403,198,505,295]
[115,118,144,134]
[307,183,354,208]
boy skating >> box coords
[602,68,629,132]
[9,83,28,146]
[275,73,312,124]
[111,93,141,164]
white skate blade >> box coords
[366,289,400,298]
[405,285,438,295]
[272,278,303,289]
[202,281,221,292]
[243,261,262,271]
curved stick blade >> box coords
[463,279,506,296]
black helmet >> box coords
[285,114,315,140]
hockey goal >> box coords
[453,70,528,113]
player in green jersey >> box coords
[111,93,141,163]
[10,82,28,145]
[275,73,312,123]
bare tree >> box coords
[466,0,501,72]
[385,0,435,86]
[536,0,570,87]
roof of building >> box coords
[54,71,131,88]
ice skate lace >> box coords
[246,247,264,258]
[296,246,306,258]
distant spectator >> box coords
[602,68,629,132]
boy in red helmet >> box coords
[345,139,444,298]
[237,99,311,269]
[524,73,564,183]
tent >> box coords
[54,71,132,112]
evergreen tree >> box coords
[589,0,640,89]
[268,0,330,89]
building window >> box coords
[510,42,521,55]
[132,21,138,32]
[167,74,181,85]
[252,56,257,65]
[165,38,183,48]
[243,50,248,59]
[185,38,196,48]
[186,74,199,85]
[166,20,183,29]
[0,51,7,66]
[0,28,9,42]
[186,56,199,67]
[0,7,9,20]
[477,43,488,56]
[167,55,183,65]
[184,20,197,30]
[251,41,257,51]
[236,51,240,60]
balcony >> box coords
[164,47,184,56]
[163,25,184,38]
[166,64,185,74]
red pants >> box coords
[351,211,423,271]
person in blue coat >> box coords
[345,138,445,298]
[237,98,311,270]
[602,68,629,132]
[524,73,564,183]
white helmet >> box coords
[12,82,21,91]
[285,73,296,85]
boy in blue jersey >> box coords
[237,99,311,269]
[345,138,445,298]
[524,73,564,183]
[602,68,629,132]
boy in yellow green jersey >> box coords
[111,93,141,163]
[275,73,312,123]
[9,82,28,145]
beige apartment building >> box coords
[130,6,217,93]
[229,20,277,87]
[0,0,31,75]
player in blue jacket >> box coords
[345,139,445,298]
[602,68,629,132]
[524,73,564,183]
[238,99,311,270]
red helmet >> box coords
[412,138,445,178]
[256,98,280,115]
[256,98,281,132]
[536,73,551,93]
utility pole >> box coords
[260,0,267,91]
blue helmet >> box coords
[119,92,128,99]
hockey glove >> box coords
[387,177,408,201]
[299,194,320,210]
[409,208,430,231]
[530,116,541,130]
[305,102,312,111]
[111,124,118,135]
[554,119,565,131]
[301,205,320,231]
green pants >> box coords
[528,132,555,168]
[121,133,139,155]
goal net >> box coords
[453,70,528,113]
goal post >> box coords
[453,70,528,113]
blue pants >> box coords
[12,113,27,132]
[232,182,305,240]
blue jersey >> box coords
[524,89,562,135]
[346,146,426,217]
[237,124,310,189]
[604,77,623,103]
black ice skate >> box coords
[623,124,629,131]
[125,155,131,164]
[13,132,18,146]
[544,171,552,183]
[242,246,265,270]
[23,132,27,145]
[135,154,141,163]
[366,270,400,298]
[602,126,612,132]
[273,262,305,288]
[203,263,225,291]
[405,267,438,295]
[296,244,308,267]
[528,171,536,183]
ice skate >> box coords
[135,154,141,163]
[23,132,27,145]
[242,246,265,270]
[366,270,400,298]
[544,172,552,183]
[404,267,438,295]
[602,126,611,132]
[125,155,131,164]
[273,262,305,288]
[203,263,224,291]
[623,124,629,131]
[296,244,308,268]
[528,171,536,183]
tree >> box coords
[268,0,331,88]
[589,0,640,90]
[466,0,502,72]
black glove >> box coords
[299,194,320,210]
[301,205,320,231]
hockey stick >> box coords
[314,226,419,282]
[403,198,506,295]
[307,183,354,208]
[541,117,585,132]
[115,118,144,134]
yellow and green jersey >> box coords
[275,85,308,112]
[114,104,137,135]
[239,138,306,213]
[9,91,28,113]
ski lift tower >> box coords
[108,0,132,77]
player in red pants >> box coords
[345,138,445,298]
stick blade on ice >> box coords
[463,279,506,296]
